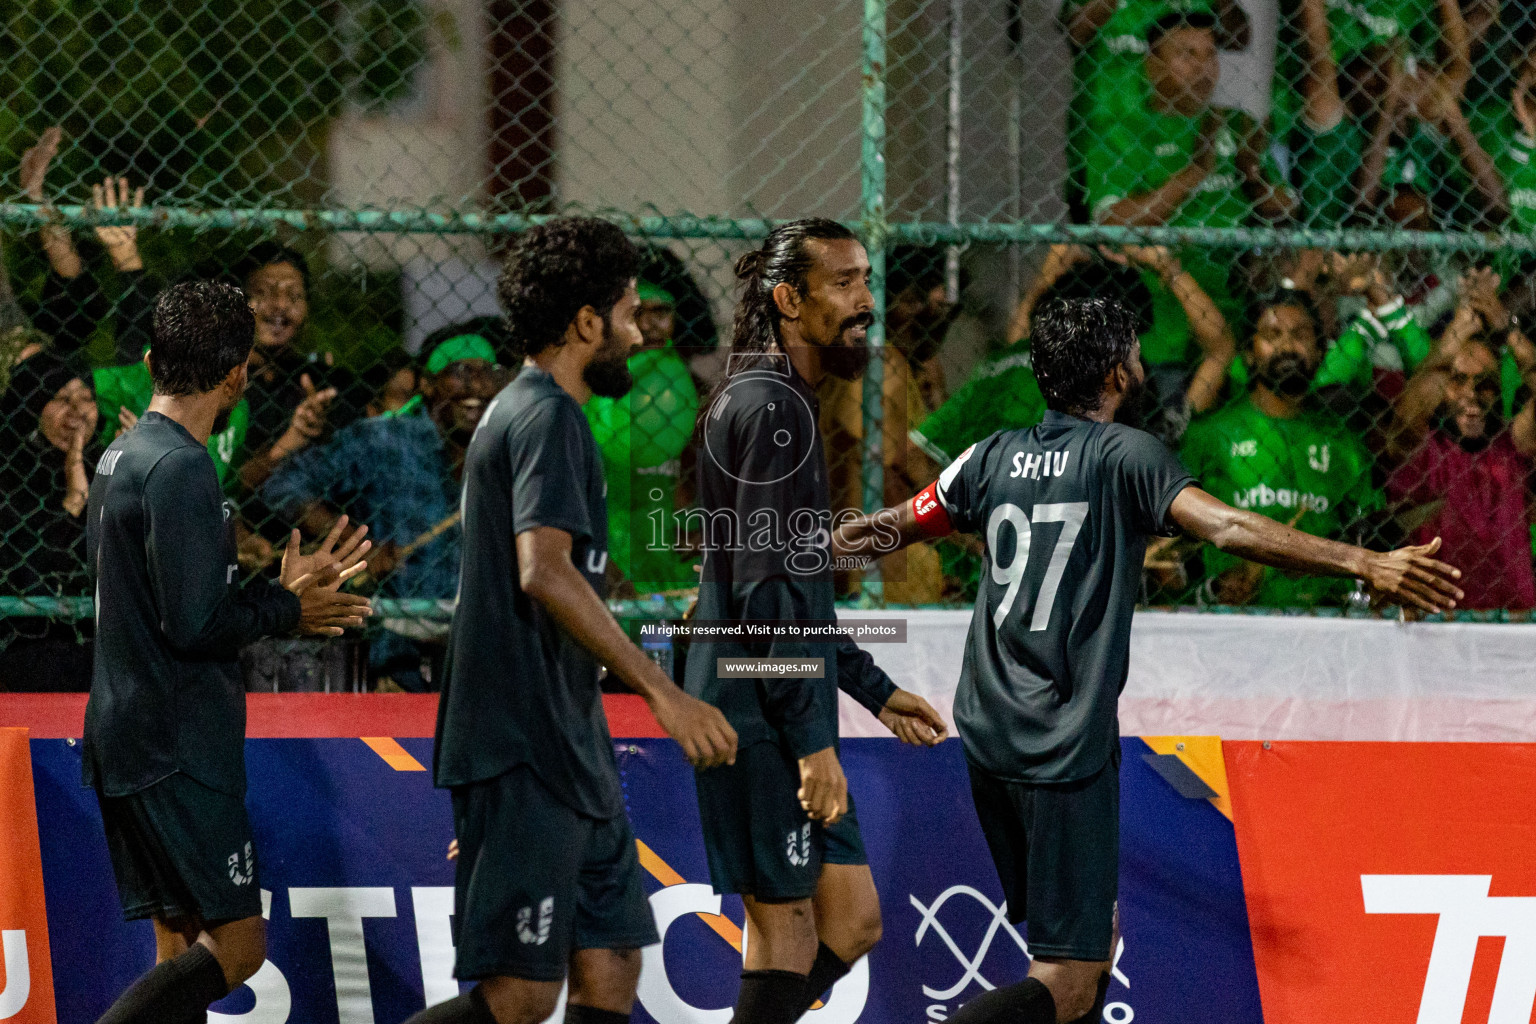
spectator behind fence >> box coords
[584,277,700,592]
[236,243,367,494]
[1181,290,1384,606]
[1060,0,1249,220]
[1087,12,1291,386]
[1286,0,1502,229]
[819,247,958,602]
[0,350,99,688]
[17,128,147,363]
[14,131,257,486]
[1473,47,1536,290]
[260,330,502,691]
[1386,274,1536,609]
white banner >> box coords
[845,610,1536,742]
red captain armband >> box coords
[911,481,954,538]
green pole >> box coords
[859,0,889,603]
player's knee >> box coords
[845,906,882,960]
[568,947,643,1008]
[479,977,562,1024]
[206,918,267,989]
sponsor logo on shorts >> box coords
[786,823,811,868]
[228,842,254,886]
[517,896,554,945]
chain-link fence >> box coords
[2,0,1534,690]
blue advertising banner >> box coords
[31,736,1262,1024]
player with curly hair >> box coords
[416,216,737,1024]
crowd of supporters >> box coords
[4,0,1536,692]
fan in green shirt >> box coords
[584,280,699,590]
[93,360,249,491]
[1087,12,1292,366]
[1181,293,1384,606]
[1059,0,1244,210]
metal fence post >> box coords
[859,0,889,602]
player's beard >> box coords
[584,320,634,399]
[821,313,874,380]
[1254,352,1315,399]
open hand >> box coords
[91,176,145,271]
[877,688,948,746]
[20,126,61,202]
[797,746,848,825]
[1361,536,1463,614]
[280,514,372,592]
[650,689,738,769]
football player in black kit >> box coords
[84,280,373,1024]
[688,218,949,1024]
[415,217,737,1024]
[833,297,1464,1024]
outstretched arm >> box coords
[1167,486,1463,612]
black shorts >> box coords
[694,740,866,902]
[97,772,263,924]
[967,748,1120,961]
[450,765,659,982]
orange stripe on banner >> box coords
[0,727,58,1023]
[361,737,426,771]
[636,839,744,952]
[1144,735,1232,820]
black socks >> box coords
[401,985,499,1024]
[731,969,810,1024]
[95,942,230,1024]
[944,976,1057,1024]
[794,943,853,1019]
[564,1005,632,1024]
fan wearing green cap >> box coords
[260,325,505,690]
[584,279,700,591]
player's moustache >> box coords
[1255,352,1315,398]
[822,313,874,380]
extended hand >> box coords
[1361,536,1463,614]
[877,689,948,746]
[280,514,372,592]
[797,746,848,825]
[650,689,738,769]
[279,374,338,453]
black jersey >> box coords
[685,363,895,758]
[83,412,301,798]
[433,367,621,818]
[935,411,1195,782]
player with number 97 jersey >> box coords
[833,298,1464,1024]
[928,413,1192,784]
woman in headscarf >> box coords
[0,349,100,689]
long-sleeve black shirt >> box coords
[685,363,895,758]
[83,412,300,797]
